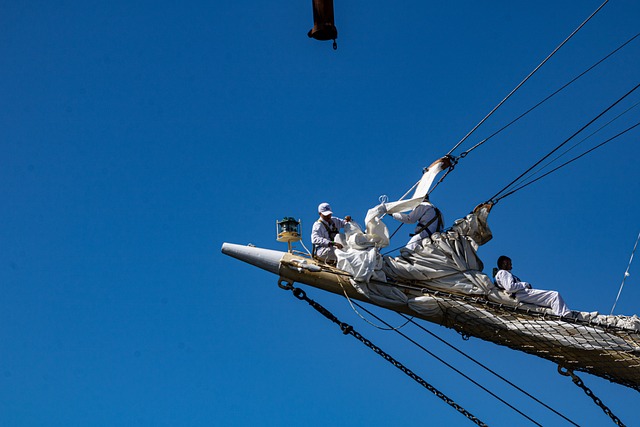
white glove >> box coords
[392,213,403,221]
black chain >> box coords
[287,285,489,427]
[558,367,626,426]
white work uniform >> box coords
[311,217,347,262]
[495,269,571,317]
[392,202,441,251]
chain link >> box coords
[558,366,626,426]
[289,286,489,426]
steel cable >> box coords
[488,82,640,203]
[492,120,640,203]
[446,0,610,156]
[458,31,640,159]
[508,101,640,190]
[350,301,545,426]
[392,313,580,426]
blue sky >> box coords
[2,1,639,425]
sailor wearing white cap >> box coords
[311,202,351,264]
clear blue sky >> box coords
[2,1,639,425]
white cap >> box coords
[318,202,332,215]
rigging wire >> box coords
[347,300,545,426]
[446,0,610,157]
[402,29,638,244]
[610,230,640,315]
[458,31,640,159]
[283,284,490,426]
[492,120,640,203]
[488,82,640,204]
[428,28,637,198]
[396,313,581,426]
[383,178,423,241]
[507,100,640,190]
[382,244,407,257]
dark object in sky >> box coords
[308,0,338,49]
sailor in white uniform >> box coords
[494,255,571,317]
[391,196,443,251]
[311,202,351,264]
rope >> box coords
[394,313,580,426]
[511,101,640,189]
[350,300,545,426]
[282,284,490,426]
[388,223,404,240]
[382,244,406,257]
[492,120,640,203]
[381,178,423,241]
[299,240,314,257]
[335,273,414,331]
[488,82,640,204]
[458,31,640,159]
[610,231,640,315]
[446,0,610,156]
[427,155,459,195]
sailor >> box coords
[391,195,443,251]
[311,202,352,265]
[494,255,572,317]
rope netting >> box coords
[407,287,640,392]
[283,252,640,392]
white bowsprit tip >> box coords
[221,243,285,275]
